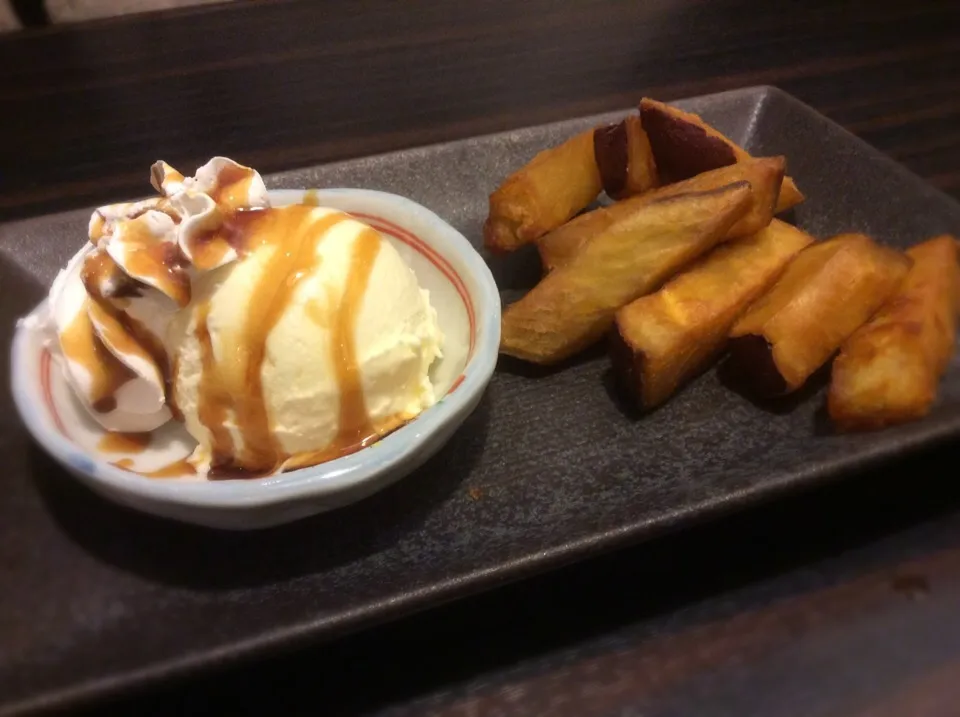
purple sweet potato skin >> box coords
[640,101,738,183]
[594,121,629,198]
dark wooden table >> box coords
[3,1,960,714]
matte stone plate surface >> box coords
[1,86,959,715]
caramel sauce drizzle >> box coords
[211,163,255,211]
[191,207,391,476]
[186,163,257,270]
[151,162,186,195]
[142,199,182,225]
[81,250,142,300]
[195,302,235,467]
[197,207,346,473]
[187,204,261,271]
[279,227,384,472]
[229,208,343,470]
[329,228,381,449]
[187,228,232,271]
[111,456,196,479]
[98,432,151,453]
[302,189,320,206]
[86,300,162,383]
[164,168,185,185]
[60,300,136,413]
[87,294,175,410]
[80,247,175,406]
[113,216,191,307]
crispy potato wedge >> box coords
[726,234,911,397]
[611,220,814,409]
[828,235,959,430]
[594,115,659,199]
[484,129,602,253]
[537,157,784,273]
[639,98,804,213]
[500,182,753,365]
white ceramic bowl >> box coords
[11,189,500,529]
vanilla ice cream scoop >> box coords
[169,205,443,474]
[40,158,444,477]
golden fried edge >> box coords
[611,219,815,409]
[500,182,753,365]
[828,235,959,431]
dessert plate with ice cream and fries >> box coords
[10,86,960,539]
[7,85,960,715]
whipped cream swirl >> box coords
[42,158,269,432]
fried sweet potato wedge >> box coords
[500,182,752,365]
[726,234,911,397]
[536,157,784,273]
[639,98,804,213]
[484,129,602,253]
[594,115,659,199]
[828,235,959,431]
[611,220,815,409]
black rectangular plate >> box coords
[2,86,960,715]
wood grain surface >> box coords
[1,0,959,221]
[3,0,960,715]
